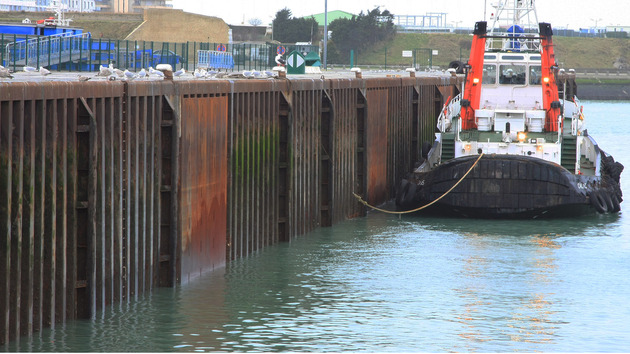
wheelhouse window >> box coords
[499,64,526,85]
[529,65,542,85]
[482,64,497,84]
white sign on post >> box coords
[402,50,413,58]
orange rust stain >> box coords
[180,95,228,281]
[366,89,389,205]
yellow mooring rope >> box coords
[352,153,485,215]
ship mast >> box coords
[488,0,539,34]
[486,0,540,52]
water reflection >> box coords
[407,212,622,238]
[3,210,630,352]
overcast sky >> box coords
[171,0,628,30]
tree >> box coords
[272,8,319,44]
[328,7,395,62]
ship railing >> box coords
[578,135,602,176]
[4,32,91,68]
[485,36,541,52]
[438,93,461,133]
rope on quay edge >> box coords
[353,153,485,215]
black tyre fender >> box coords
[395,179,409,206]
[448,60,465,74]
[589,191,608,213]
[603,192,616,213]
[421,141,432,160]
[610,193,622,213]
[399,181,417,207]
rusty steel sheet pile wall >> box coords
[227,81,285,261]
[0,74,460,345]
[325,79,368,224]
[0,80,179,345]
[174,82,230,282]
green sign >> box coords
[286,50,306,74]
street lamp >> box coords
[323,0,327,70]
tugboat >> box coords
[396,0,623,218]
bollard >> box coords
[156,63,174,80]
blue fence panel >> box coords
[197,50,234,69]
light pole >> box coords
[323,0,327,70]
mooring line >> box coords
[353,153,485,215]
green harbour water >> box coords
[3,101,630,352]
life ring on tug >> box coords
[589,190,608,213]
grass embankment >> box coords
[356,32,630,72]
[0,11,143,39]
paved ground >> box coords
[0,67,457,83]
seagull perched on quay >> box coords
[137,68,147,79]
[275,54,286,66]
[193,68,206,79]
[97,64,112,76]
[123,69,135,80]
[173,68,186,77]
[39,66,51,76]
[0,67,13,79]
[23,65,37,72]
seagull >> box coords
[215,72,227,79]
[194,68,205,79]
[173,68,186,77]
[148,66,159,75]
[242,70,254,78]
[113,68,124,77]
[97,64,112,76]
[0,68,13,79]
[39,66,51,76]
[123,69,135,80]
[137,68,147,79]
[275,54,286,66]
[264,70,275,78]
[252,70,261,78]
[23,66,37,72]
[77,74,91,81]
[152,69,165,78]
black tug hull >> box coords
[396,154,623,218]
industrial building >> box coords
[0,0,171,13]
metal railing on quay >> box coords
[1,36,321,74]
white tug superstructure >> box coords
[396,0,623,217]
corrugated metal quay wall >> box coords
[0,75,460,345]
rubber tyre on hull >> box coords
[397,180,417,208]
[609,193,622,213]
[589,191,608,213]
[448,60,465,74]
[395,179,409,206]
